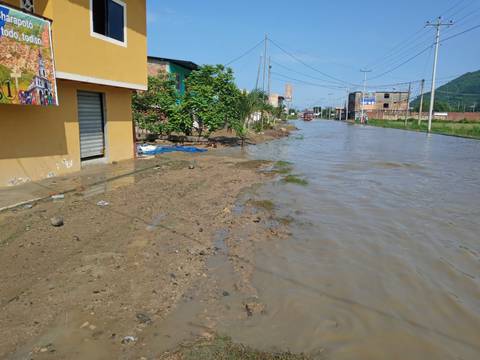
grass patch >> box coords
[249,199,275,211]
[367,119,480,139]
[277,216,294,225]
[235,160,272,170]
[283,175,308,186]
[272,161,293,174]
[164,336,311,360]
[275,161,292,168]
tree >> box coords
[234,89,266,145]
[132,74,181,135]
[182,65,242,135]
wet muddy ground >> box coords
[0,154,292,359]
[2,120,480,359]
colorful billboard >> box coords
[0,4,58,106]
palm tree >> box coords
[235,90,266,145]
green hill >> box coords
[412,70,480,112]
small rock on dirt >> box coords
[136,312,152,324]
[222,291,230,297]
[121,336,137,344]
[50,216,64,227]
[96,200,109,207]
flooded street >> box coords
[221,121,480,359]
[1,121,480,359]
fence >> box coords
[366,110,480,122]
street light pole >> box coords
[426,17,453,133]
[360,69,372,123]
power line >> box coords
[369,45,434,81]
[365,27,431,69]
[436,0,467,18]
[272,58,424,90]
[270,60,354,86]
[271,72,346,90]
[441,23,480,43]
[268,37,352,86]
[224,38,265,66]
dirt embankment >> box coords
[0,154,295,359]
[141,123,298,148]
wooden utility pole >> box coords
[418,79,425,125]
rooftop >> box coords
[148,56,199,71]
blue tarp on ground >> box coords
[137,145,208,155]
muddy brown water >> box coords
[6,121,479,359]
[215,121,480,359]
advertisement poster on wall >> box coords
[0,4,58,106]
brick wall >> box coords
[367,111,480,122]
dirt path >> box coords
[0,153,290,359]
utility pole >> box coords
[345,88,350,121]
[262,34,268,94]
[255,55,262,90]
[426,17,453,133]
[360,69,372,124]
[267,56,272,98]
[417,79,425,125]
[404,82,411,126]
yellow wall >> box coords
[3,0,147,89]
[0,80,134,186]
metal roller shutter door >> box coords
[77,91,105,159]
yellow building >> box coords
[0,0,147,186]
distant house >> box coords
[268,93,285,108]
[147,56,199,95]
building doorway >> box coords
[77,91,105,160]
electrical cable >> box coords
[268,37,352,86]
[224,39,265,66]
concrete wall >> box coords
[147,62,169,76]
[349,92,409,115]
[0,80,134,186]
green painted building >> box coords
[147,56,199,95]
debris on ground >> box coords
[96,200,110,207]
[51,194,65,201]
[136,312,152,324]
[50,216,64,227]
[137,144,207,156]
[121,336,137,344]
[163,336,311,360]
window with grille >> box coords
[21,0,34,12]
